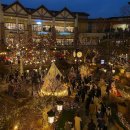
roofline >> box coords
[107,16,130,19]
[2,1,89,18]
[55,7,75,18]
[3,1,29,14]
[31,5,53,16]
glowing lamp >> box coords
[101,60,105,65]
[47,110,55,124]
[126,72,130,78]
[73,51,76,57]
[120,69,125,74]
[26,70,29,73]
[77,51,82,58]
[36,21,42,25]
[14,124,18,130]
[56,101,63,112]
[103,69,107,73]
[112,69,115,74]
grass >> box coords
[56,109,75,130]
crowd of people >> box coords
[0,64,120,130]
[0,69,43,97]
[64,68,115,130]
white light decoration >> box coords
[26,70,29,73]
[80,59,82,62]
[112,69,115,74]
[73,51,76,57]
[36,21,42,25]
[56,101,63,112]
[103,69,107,73]
[48,116,54,124]
[101,60,105,65]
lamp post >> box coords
[56,101,63,112]
[47,110,55,130]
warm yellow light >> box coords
[40,89,68,97]
[120,69,125,74]
[14,125,18,130]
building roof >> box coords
[107,16,130,20]
[1,1,89,18]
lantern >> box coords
[56,101,63,112]
[112,69,115,74]
[47,110,55,124]
[14,125,18,130]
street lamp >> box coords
[56,101,63,112]
[112,69,115,74]
[47,110,55,124]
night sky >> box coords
[2,0,130,18]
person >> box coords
[89,100,96,118]
[74,113,82,130]
[81,88,86,102]
[68,86,71,96]
[64,121,71,130]
[88,119,96,130]
[106,107,112,124]
[103,122,108,130]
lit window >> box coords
[5,23,24,30]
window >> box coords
[32,25,51,32]
[55,26,74,32]
[5,23,16,30]
[32,24,42,31]
[5,23,24,30]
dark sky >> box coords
[2,0,130,18]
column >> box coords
[16,17,24,75]
[0,3,5,46]
[75,14,78,28]
[64,18,66,32]
[74,14,79,46]
[27,15,32,43]
[51,17,56,45]
[52,17,55,27]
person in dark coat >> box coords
[81,88,86,102]
[68,86,71,96]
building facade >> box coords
[0,1,130,66]
[0,1,130,49]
